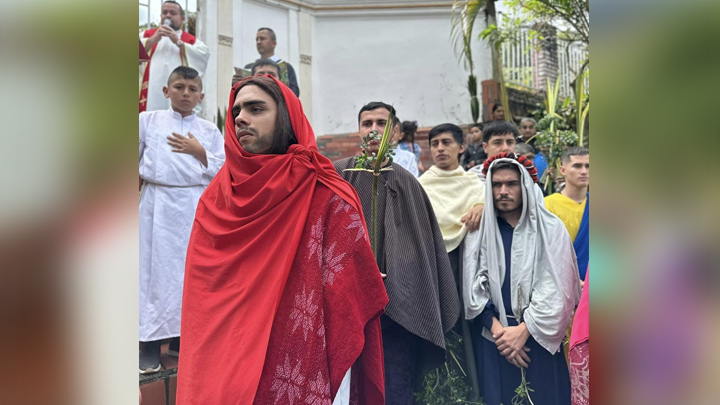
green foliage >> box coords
[450,0,484,72]
[353,130,396,170]
[534,129,578,162]
[345,111,396,257]
[502,0,589,46]
[574,68,590,146]
[530,78,579,191]
[416,331,485,405]
[216,107,226,135]
[450,0,484,123]
[139,22,159,32]
[469,75,480,123]
[478,21,512,124]
[511,368,535,405]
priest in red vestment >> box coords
[139,1,209,113]
[176,74,389,404]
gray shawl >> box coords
[334,157,460,374]
[463,158,581,354]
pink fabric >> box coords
[570,268,589,350]
[569,341,589,405]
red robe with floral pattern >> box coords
[176,75,388,404]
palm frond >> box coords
[374,109,395,172]
[450,0,484,71]
[574,67,589,146]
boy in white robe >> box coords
[139,66,225,374]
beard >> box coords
[495,198,521,213]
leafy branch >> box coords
[530,77,579,192]
[344,111,396,257]
[417,330,485,404]
[450,0,485,123]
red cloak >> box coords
[176,76,388,404]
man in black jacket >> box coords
[244,27,300,96]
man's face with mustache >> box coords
[358,107,391,155]
[491,167,523,214]
[231,84,277,154]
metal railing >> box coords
[501,27,588,98]
[501,28,537,89]
[557,38,588,98]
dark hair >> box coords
[167,66,202,89]
[491,161,521,177]
[257,27,276,41]
[251,59,280,76]
[470,123,483,131]
[492,103,503,113]
[514,143,534,156]
[561,146,589,164]
[482,120,519,144]
[357,101,395,124]
[401,120,418,143]
[393,116,403,134]
[234,76,297,154]
[428,123,464,146]
[163,1,184,16]
[483,152,538,183]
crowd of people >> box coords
[139,2,590,405]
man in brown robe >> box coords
[334,101,460,405]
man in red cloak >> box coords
[176,75,389,404]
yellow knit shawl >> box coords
[418,165,485,252]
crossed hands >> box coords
[492,322,532,368]
[460,204,484,232]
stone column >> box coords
[533,23,558,89]
[216,0,234,117]
[298,10,313,124]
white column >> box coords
[216,0,234,120]
[197,0,217,121]
[298,10,313,125]
[232,0,244,68]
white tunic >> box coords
[139,30,210,113]
[139,109,225,341]
[393,148,419,177]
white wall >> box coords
[312,12,492,135]
[222,1,493,136]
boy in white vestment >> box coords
[139,66,225,374]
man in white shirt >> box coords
[390,118,419,177]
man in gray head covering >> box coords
[463,152,581,405]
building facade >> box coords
[142,0,493,136]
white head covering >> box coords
[462,157,581,354]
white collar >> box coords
[168,108,196,121]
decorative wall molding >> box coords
[218,34,233,46]
[277,0,453,10]
[257,0,454,16]
[300,54,313,64]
